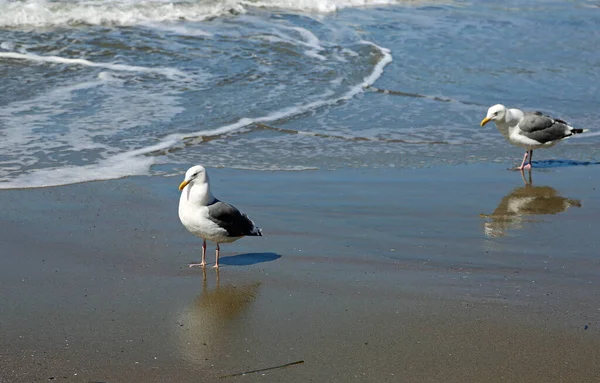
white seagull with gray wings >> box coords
[178,165,262,268]
[481,104,588,170]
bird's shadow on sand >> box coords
[219,252,281,266]
[510,159,600,170]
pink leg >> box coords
[213,244,220,269]
[189,239,207,268]
[517,151,528,170]
[522,150,533,170]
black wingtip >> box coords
[247,226,262,236]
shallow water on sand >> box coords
[1,165,599,382]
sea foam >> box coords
[0,40,393,189]
[0,0,427,28]
[0,0,245,27]
[0,51,187,79]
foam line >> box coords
[0,0,452,28]
[240,0,419,13]
[259,25,327,60]
[0,41,393,189]
[0,52,186,78]
[0,153,157,190]
[288,26,321,48]
[148,41,393,151]
[0,0,247,28]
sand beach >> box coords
[1,164,599,382]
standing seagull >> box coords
[178,165,262,268]
[480,104,588,170]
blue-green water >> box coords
[1,0,599,188]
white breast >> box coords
[179,195,230,243]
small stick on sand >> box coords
[218,360,304,379]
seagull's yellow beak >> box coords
[179,180,189,191]
[480,117,491,127]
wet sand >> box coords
[1,164,599,382]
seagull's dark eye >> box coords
[192,172,200,177]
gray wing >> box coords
[206,199,262,237]
[518,112,571,143]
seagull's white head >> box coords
[179,165,208,191]
[481,104,508,126]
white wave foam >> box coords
[287,26,321,47]
[0,0,443,28]
[0,78,112,167]
[0,0,246,28]
[0,67,188,189]
[143,22,214,37]
[251,23,328,60]
[127,41,392,161]
[0,41,393,189]
[0,51,186,79]
[1,41,15,50]
[282,25,327,60]
[350,41,392,96]
[0,152,157,189]
[241,0,402,13]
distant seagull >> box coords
[481,104,588,170]
[178,165,262,268]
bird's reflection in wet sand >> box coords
[176,268,261,366]
[481,170,582,237]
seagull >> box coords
[178,165,262,268]
[480,104,588,170]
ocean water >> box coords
[1,0,599,189]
